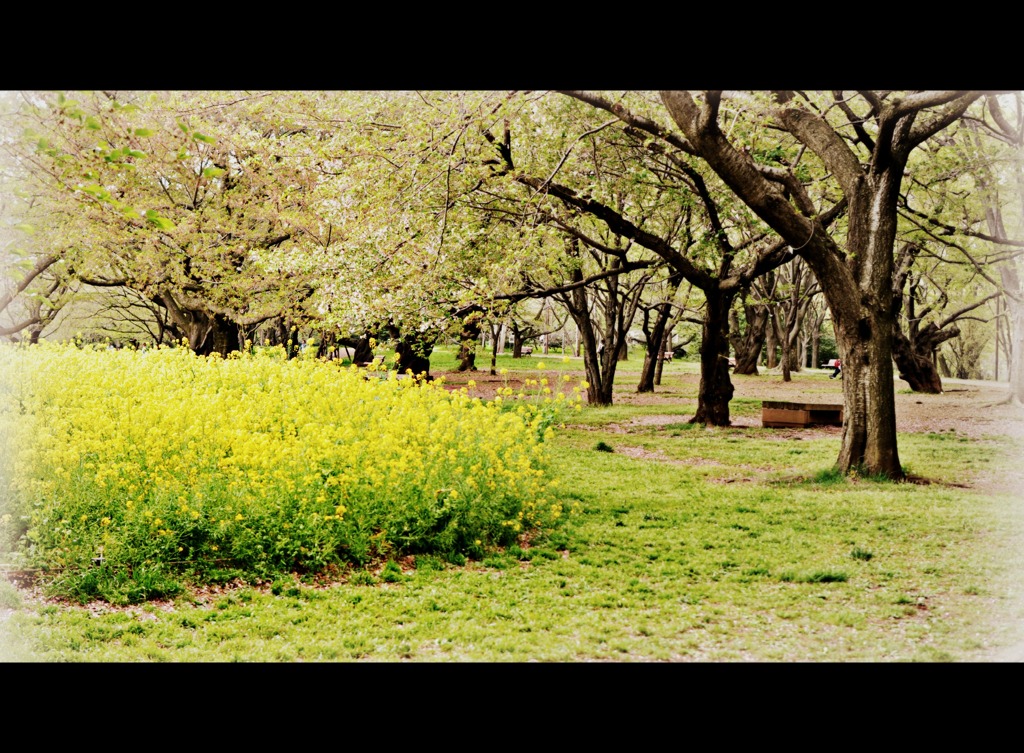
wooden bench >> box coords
[761,400,843,428]
[661,351,673,361]
[521,347,534,356]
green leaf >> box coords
[14,223,35,235]
[81,184,111,201]
[145,210,176,231]
[134,128,154,137]
[85,116,101,130]
[177,121,190,134]
[202,166,226,178]
[127,150,147,159]
[192,132,216,144]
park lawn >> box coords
[2,354,1022,662]
[2,434,1020,662]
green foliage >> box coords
[380,561,406,583]
[348,569,377,586]
[816,330,839,365]
[0,579,22,609]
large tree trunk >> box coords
[157,292,242,358]
[691,290,735,426]
[192,314,241,358]
[834,308,902,476]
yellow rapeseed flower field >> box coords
[0,343,566,602]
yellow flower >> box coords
[100,517,111,527]
[467,380,476,388]
[235,513,243,521]
[536,361,546,369]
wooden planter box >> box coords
[761,401,843,428]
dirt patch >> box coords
[433,370,525,400]
[602,370,1024,441]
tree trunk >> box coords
[691,290,735,426]
[637,302,673,393]
[655,326,677,386]
[730,303,768,375]
[764,309,780,369]
[811,320,821,370]
[388,326,434,379]
[891,323,953,394]
[570,313,614,406]
[349,334,374,366]
[489,322,501,376]
[512,326,524,358]
[834,310,902,477]
[559,275,616,406]
[456,311,482,372]
[1007,291,1024,404]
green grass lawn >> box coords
[2,350,1022,662]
